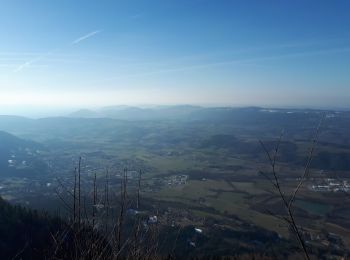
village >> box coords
[309,178,350,193]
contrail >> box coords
[92,47,350,83]
[13,50,54,72]
[14,55,47,72]
[14,30,101,72]
[72,30,101,45]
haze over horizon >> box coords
[1,0,349,113]
[1,2,350,258]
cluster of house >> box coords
[304,230,344,250]
[163,174,188,187]
[309,178,350,192]
[7,159,27,167]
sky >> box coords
[0,0,349,115]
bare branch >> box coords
[288,116,324,210]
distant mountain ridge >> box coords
[69,105,204,120]
[67,105,350,123]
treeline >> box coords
[0,196,63,259]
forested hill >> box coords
[0,196,63,259]
[0,131,48,177]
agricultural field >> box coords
[0,107,349,256]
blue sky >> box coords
[0,0,349,113]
